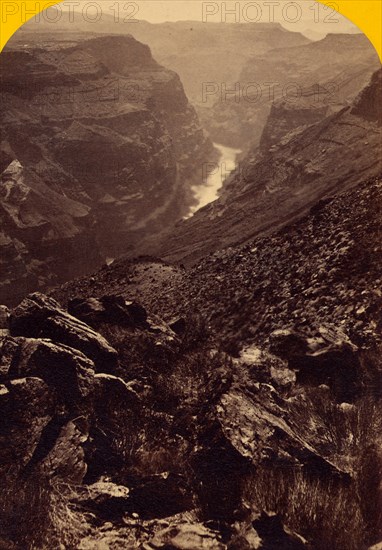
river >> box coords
[187,143,241,218]
[105,143,241,264]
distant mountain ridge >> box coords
[16,14,379,153]
[202,33,380,148]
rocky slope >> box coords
[2,114,382,549]
[138,68,382,265]
[2,166,382,547]
[54,170,382,355]
[0,33,216,305]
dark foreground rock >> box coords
[0,289,380,549]
[10,293,118,373]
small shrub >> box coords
[0,469,89,549]
[244,466,367,550]
[244,391,382,549]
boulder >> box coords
[252,512,308,549]
[75,480,131,520]
[238,346,296,390]
[0,336,20,379]
[6,336,95,402]
[68,295,148,330]
[38,314,117,374]
[142,522,225,550]
[192,377,348,523]
[269,327,361,401]
[38,418,89,483]
[93,373,142,414]
[269,330,310,359]
[10,293,67,335]
[66,295,180,379]
[215,388,343,475]
[10,293,118,373]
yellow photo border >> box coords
[0,1,381,59]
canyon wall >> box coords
[0,34,216,305]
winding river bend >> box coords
[188,143,241,217]
[105,143,241,264]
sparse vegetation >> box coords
[245,465,366,550]
[244,391,382,550]
[0,470,89,549]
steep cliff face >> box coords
[0,34,216,304]
[52,173,382,354]
[140,68,382,265]
[0,160,102,306]
[125,21,310,105]
[351,67,382,124]
[260,66,382,151]
[16,15,312,153]
[203,33,380,148]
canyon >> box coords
[0,33,216,305]
[142,68,382,265]
[0,10,382,550]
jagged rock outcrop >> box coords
[5,336,95,400]
[0,376,56,469]
[0,291,180,484]
[0,293,121,485]
[0,159,102,307]
[10,293,118,373]
[0,33,216,305]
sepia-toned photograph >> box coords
[0,1,381,548]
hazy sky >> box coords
[55,0,359,37]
